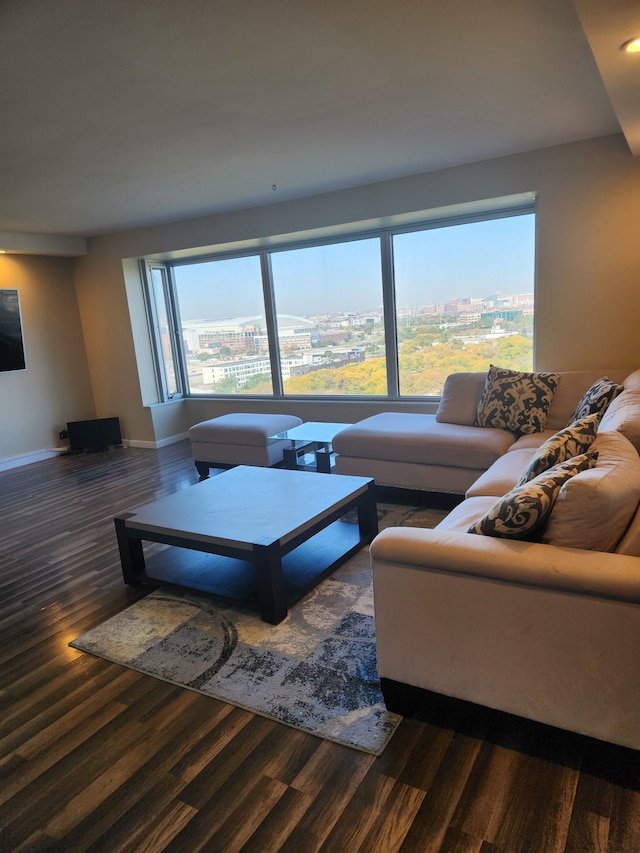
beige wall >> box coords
[3,132,640,462]
[0,255,94,462]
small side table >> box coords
[269,422,352,473]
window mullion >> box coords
[380,232,399,399]
[260,251,283,396]
[166,265,186,397]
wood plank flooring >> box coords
[1,441,640,852]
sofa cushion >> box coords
[507,430,555,451]
[568,377,623,424]
[435,372,486,426]
[516,414,601,485]
[474,365,560,436]
[332,412,515,468]
[598,389,640,454]
[540,432,640,552]
[466,448,537,498]
[435,496,498,532]
[623,369,640,393]
[467,452,598,539]
[615,508,640,557]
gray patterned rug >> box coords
[70,503,446,755]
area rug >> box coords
[70,503,446,755]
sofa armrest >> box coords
[371,527,640,749]
[370,527,640,603]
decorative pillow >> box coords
[568,377,623,424]
[474,365,561,436]
[468,452,598,539]
[516,413,601,485]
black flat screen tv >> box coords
[67,417,122,453]
[0,289,27,372]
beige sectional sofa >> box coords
[334,368,630,494]
[367,367,640,751]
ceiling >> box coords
[0,0,638,249]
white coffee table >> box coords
[114,465,377,624]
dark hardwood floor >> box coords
[1,441,640,852]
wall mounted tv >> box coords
[0,289,27,373]
[67,417,123,453]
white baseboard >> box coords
[0,447,65,473]
[127,432,189,450]
[1,433,190,471]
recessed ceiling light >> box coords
[621,37,640,53]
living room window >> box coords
[173,254,273,395]
[144,201,535,402]
[270,238,386,396]
[392,214,535,396]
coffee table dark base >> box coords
[115,479,377,624]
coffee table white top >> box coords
[269,422,351,443]
[122,465,372,550]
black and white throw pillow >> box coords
[468,451,598,539]
[516,413,601,485]
[568,377,623,424]
[475,365,561,436]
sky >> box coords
[173,213,535,320]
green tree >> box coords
[212,376,239,393]
[242,372,271,391]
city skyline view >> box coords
[154,208,536,398]
[172,213,535,321]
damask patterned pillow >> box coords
[516,413,601,485]
[474,365,561,436]
[468,451,598,539]
[568,377,623,424]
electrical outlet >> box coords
[59,429,68,440]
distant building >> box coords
[183,314,316,355]
[202,357,271,388]
[480,309,522,322]
[289,349,365,377]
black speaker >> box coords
[66,417,122,453]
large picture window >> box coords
[173,255,272,395]
[145,201,535,401]
[270,238,385,396]
[393,215,535,396]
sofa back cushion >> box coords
[615,507,640,556]
[436,372,486,426]
[436,368,632,432]
[598,389,640,454]
[540,431,640,552]
[545,369,628,431]
[622,369,640,393]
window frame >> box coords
[143,199,536,403]
[142,261,185,400]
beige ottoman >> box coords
[189,413,303,479]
